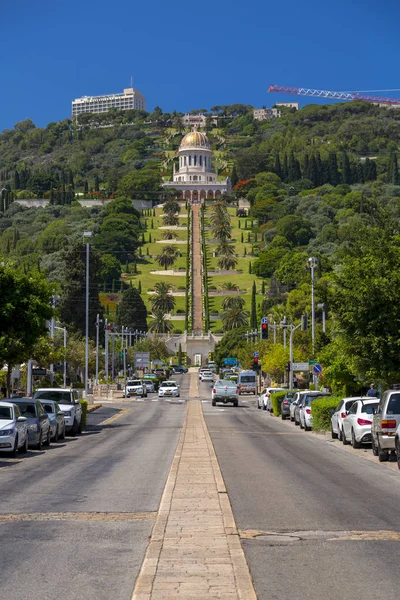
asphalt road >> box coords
[201,382,400,600]
[0,374,188,600]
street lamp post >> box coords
[308,257,317,356]
[95,313,100,386]
[54,325,67,387]
[83,232,92,398]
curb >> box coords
[87,404,102,413]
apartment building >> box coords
[72,87,146,117]
[253,107,281,121]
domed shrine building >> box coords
[162,130,231,202]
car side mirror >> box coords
[17,416,27,422]
[40,413,48,419]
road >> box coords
[201,381,400,600]
[0,375,188,600]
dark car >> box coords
[5,398,51,450]
[172,365,188,374]
[281,391,297,420]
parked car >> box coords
[342,399,379,448]
[143,374,160,391]
[159,381,180,398]
[372,389,400,461]
[7,398,51,450]
[40,399,66,442]
[394,423,400,469]
[299,393,331,431]
[200,370,214,382]
[0,401,28,456]
[211,380,239,407]
[331,397,364,440]
[33,388,82,436]
[281,391,297,420]
[294,391,324,426]
[125,379,147,398]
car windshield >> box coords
[0,406,13,420]
[362,403,378,414]
[162,382,177,388]
[42,403,55,414]
[240,376,256,383]
[387,394,400,414]
[15,403,38,418]
[34,391,73,404]
[127,381,142,386]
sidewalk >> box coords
[132,374,256,599]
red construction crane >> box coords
[268,84,400,106]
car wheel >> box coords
[258,403,261,409]
[342,427,350,445]
[351,428,362,449]
[377,437,389,462]
[304,422,311,432]
[71,419,79,436]
[11,435,18,458]
[281,414,286,420]
[44,429,51,447]
[290,415,294,422]
[262,404,266,411]
[59,425,65,440]
[396,439,400,470]
[20,434,28,454]
[54,426,59,443]
[371,434,378,456]
[234,400,238,407]
[212,400,216,406]
[78,419,82,434]
[338,426,343,442]
[331,425,338,440]
[37,431,42,451]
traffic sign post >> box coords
[311,363,323,376]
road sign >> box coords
[292,362,309,371]
[311,363,323,375]
[32,368,47,376]
[261,317,268,324]
[134,352,150,368]
[223,358,237,365]
[309,359,317,366]
[253,352,259,358]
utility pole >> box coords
[95,313,100,386]
[49,295,56,384]
[105,319,109,400]
[289,322,302,389]
[308,257,317,356]
[111,332,115,381]
[83,232,92,398]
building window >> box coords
[194,155,197,166]
[200,155,202,166]
[189,156,191,166]
[184,156,187,166]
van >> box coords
[238,370,257,395]
[372,390,400,461]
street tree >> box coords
[117,287,148,331]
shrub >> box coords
[311,396,341,431]
[270,391,286,417]
[80,400,88,430]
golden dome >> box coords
[180,131,211,150]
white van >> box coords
[238,370,257,395]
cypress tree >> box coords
[238,220,241,229]
[241,232,244,243]
[119,279,124,292]
[388,152,399,184]
[342,153,352,185]
[282,153,288,182]
[231,165,239,187]
[117,287,148,331]
[309,155,318,186]
[261,280,265,295]
[357,162,365,184]
[303,154,310,181]
[247,232,250,243]
[328,153,340,186]
[112,279,115,293]
[316,153,323,186]
[94,174,100,192]
[138,280,142,293]
[250,281,257,329]
[249,261,252,274]
[244,247,247,256]
[274,153,282,179]
[13,171,20,190]
[149,233,152,243]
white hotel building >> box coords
[72,87,146,117]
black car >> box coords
[281,391,297,420]
[172,365,188,374]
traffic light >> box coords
[253,356,260,371]
[301,314,308,331]
[261,319,269,340]
[286,361,291,372]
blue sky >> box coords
[0,0,399,130]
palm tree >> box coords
[163,213,179,226]
[150,281,176,314]
[221,307,249,331]
[211,221,232,241]
[221,282,239,291]
[217,255,238,270]
[221,296,245,310]
[163,199,181,215]
[149,309,173,334]
[156,246,178,270]
[216,241,236,256]
[162,230,178,240]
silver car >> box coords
[41,399,66,442]
[372,390,400,461]
[342,399,379,448]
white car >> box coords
[342,399,379,447]
[159,381,180,398]
[0,401,28,456]
[125,379,147,398]
[299,393,331,431]
[198,367,209,380]
[33,388,82,435]
[200,370,214,382]
[331,397,365,440]
[258,388,286,410]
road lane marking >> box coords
[208,429,305,435]
[98,408,131,426]
[0,511,157,523]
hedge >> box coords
[270,391,287,417]
[80,400,88,430]
[311,396,341,431]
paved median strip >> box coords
[131,372,256,600]
[0,511,157,523]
